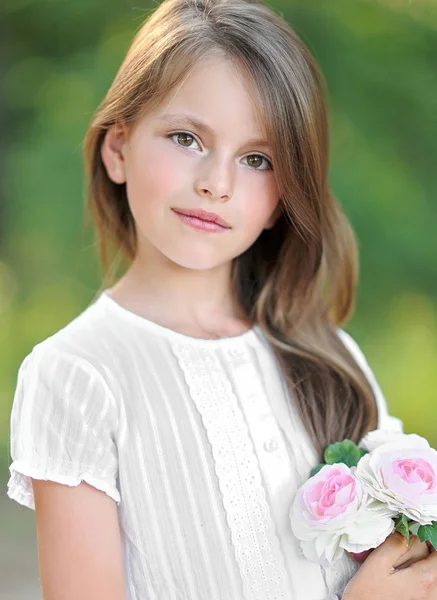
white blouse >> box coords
[7,289,403,600]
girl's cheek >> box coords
[239,178,279,227]
[129,144,189,206]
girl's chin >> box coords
[167,255,234,272]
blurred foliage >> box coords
[1,0,436,460]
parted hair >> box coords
[83,0,378,459]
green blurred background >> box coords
[1,0,436,595]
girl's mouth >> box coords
[172,209,230,233]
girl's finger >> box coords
[393,535,430,571]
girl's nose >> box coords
[194,155,234,202]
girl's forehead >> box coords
[150,57,268,134]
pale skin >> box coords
[343,533,437,599]
[31,54,437,598]
[100,53,283,339]
[32,479,127,600]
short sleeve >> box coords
[337,328,404,433]
[7,343,120,510]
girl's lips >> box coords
[173,211,229,232]
[172,208,230,228]
[173,210,229,233]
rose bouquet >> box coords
[290,430,437,566]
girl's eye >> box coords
[167,131,273,171]
[244,154,273,172]
[168,132,200,149]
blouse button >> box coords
[227,346,243,357]
[263,438,278,452]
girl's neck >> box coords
[108,261,252,339]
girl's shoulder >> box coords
[23,289,139,374]
[336,327,371,370]
[15,291,132,405]
[336,327,403,433]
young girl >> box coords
[7,0,436,599]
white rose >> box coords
[359,429,407,452]
[356,433,437,525]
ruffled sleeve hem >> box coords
[7,459,121,510]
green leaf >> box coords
[417,522,437,551]
[310,463,326,477]
[324,439,363,468]
[394,514,410,546]
[358,448,369,459]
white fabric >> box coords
[7,289,403,600]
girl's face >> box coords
[101,54,281,271]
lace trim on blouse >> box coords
[172,341,290,600]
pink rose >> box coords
[356,433,437,525]
[300,465,358,522]
[290,463,394,565]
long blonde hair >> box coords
[83,0,377,459]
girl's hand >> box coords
[343,532,437,600]
[393,535,431,571]
[350,533,430,570]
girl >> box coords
[7,0,436,599]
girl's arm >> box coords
[32,478,127,600]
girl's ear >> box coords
[100,122,129,184]
[264,202,283,230]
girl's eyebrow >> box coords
[159,112,271,151]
